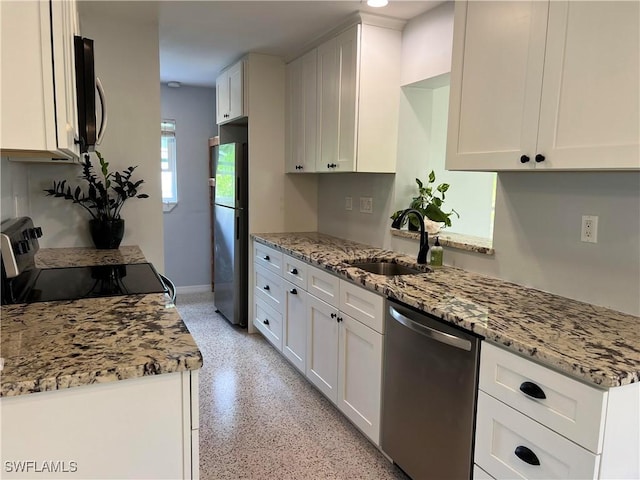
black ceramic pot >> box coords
[89,219,125,249]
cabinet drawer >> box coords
[254,242,283,275]
[254,297,283,351]
[283,254,307,290]
[476,392,600,480]
[254,264,284,313]
[339,280,384,333]
[307,265,339,306]
[479,342,607,453]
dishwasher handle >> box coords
[389,305,472,351]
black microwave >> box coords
[74,36,106,153]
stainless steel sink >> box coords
[349,261,425,276]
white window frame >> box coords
[161,119,178,211]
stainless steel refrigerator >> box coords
[213,142,248,326]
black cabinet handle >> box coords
[330,313,337,318]
[520,155,530,164]
[337,316,343,323]
[290,288,297,295]
[290,268,298,275]
[514,445,540,466]
[263,285,270,291]
[519,381,546,400]
[263,319,269,325]
[263,255,270,261]
[535,154,546,163]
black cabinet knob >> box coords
[263,255,270,261]
[290,288,297,295]
[519,381,546,400]
[263,285,270,291]
[520,155,530,164]
[535,154,546,163]
[290,268,298,275]
[337,316,343,323]
[263,319,269,325]
[514,445,540,466]
[330,313,337,319]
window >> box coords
[161,119,177,208]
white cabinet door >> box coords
[536,1,639,170]
[215,72,229,124]
[337,312,383,445]
[51,0,80,160]
[306,294,339,403]
[447,0,640,172]
[227,60,244,121]
[283,280,307,373]
[446,0,548,171]
[316,36,339,172]
[0,0,80,160]
[286,50,317,173]
[216,60,244,125]
[335,25,358,173]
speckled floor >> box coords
[177,292,409,480]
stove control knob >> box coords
[15,240,30,254]
[28,227,43,239]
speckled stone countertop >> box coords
[252,232,640,388]
[390,229,494,255]
[1,247,202,398]
[35,245,146,268]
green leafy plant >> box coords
[391,170,459,229]
[44,151,149,221]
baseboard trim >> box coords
[176,285,212,294]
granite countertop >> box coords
[1,246,202,398]
[252,232,640,388]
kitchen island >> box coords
[252,231,640,479]
[0,246,202,479]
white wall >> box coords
[317,173,395,247]
[22,3,165,270]
[400,1,454,87]
[161,84,216,288]
[0,157,29,221]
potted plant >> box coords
[391,170,459,232]
[44,151,149,249]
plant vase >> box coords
[89,219,125,249]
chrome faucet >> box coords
[391,208,430,264]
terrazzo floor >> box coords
[176,292,410,480]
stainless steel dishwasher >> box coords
[381,299,481,480]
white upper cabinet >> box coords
[1,0,81,161]
[446,1,640,171]
[288,16,403,174]
[286,50,318,173]
[216,59,245,125]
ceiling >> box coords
[81,1,442,88]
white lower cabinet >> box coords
[0,370,199,479]
[476,391,599,479]
[476,342,640,479]
[306,293,340,402]
[337,312,383,443]
[283,280,307,374]
[251,241,384,445]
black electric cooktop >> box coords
[19,263,167,304]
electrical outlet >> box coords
[581,215,598,243]
[359,197,373,214]
[345,196,353,211]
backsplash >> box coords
[1,156,29,221]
